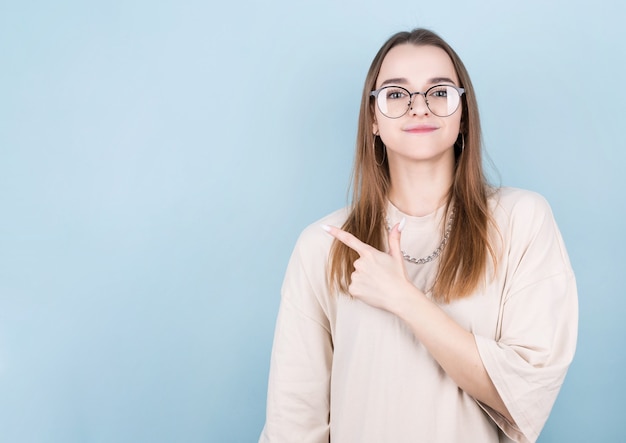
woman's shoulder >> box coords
[294,206,351,254]
[488,187,568,258]
[489,186,554,221]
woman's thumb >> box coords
[388,217,406,261]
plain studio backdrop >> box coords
[0,0,624,441]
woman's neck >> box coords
[387,156,454,217]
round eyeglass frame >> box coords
[370,84,466,118]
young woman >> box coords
[259,28,577,443]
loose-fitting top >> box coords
[259,187,578,443]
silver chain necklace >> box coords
[387,206,456,265]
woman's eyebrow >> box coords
[428,76,457,85]
[378,76,458,88]
[379,77,409,87]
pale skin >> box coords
[323,44,515,424]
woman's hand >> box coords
[322,219,419,314]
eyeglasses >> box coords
[370,84,465,118]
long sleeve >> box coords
[259,225,336,443]
[474,190,578,442]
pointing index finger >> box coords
[321,224,374,256]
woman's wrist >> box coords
[389,281,426,320]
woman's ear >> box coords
[372,121,379,136]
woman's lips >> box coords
[402,124,439,133]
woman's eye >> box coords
[386,89,408,100]
[429,88,448,98]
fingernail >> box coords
[321,224,331,233]
[398,217,406,232]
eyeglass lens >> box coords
[376,85,461,118]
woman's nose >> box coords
[409,93,430,116]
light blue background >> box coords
[1,0,624,441]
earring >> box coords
[455,133,465,155]
[374,135,386,167]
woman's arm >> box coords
[322,222,514,423]
[260,229,334,443]
[394,285,514,423]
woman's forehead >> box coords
[376,44,458,88]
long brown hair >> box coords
[328,28,496,303]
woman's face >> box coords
[373,44,462,165]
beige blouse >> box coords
[259,188,578,443]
